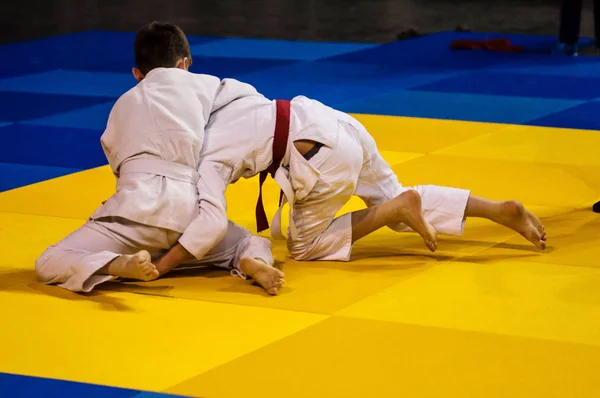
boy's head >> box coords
[132,21,192,81]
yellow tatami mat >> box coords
[167,316,600,398]
[1,115,600,397]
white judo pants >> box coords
[35,218,273,293]
[288,114,471,261]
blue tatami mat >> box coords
[240,69,459,106]
[0,31,217,77]
[529,101,600,130]
[236,62,459,105]
[190,37,379,61]
[0,92,113,123]
[0,124,105,169]
[0,373,182,398]
[22,102,114,131]
[340,90,583,124]
[488,54,600,77]
[190,56,297,78]
[1,29,599,195]
[323,31,586,69]
[0,70,136,98]
[410,71,600,100]
[0,162,83,192]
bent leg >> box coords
[389,185,470,237]
[380,190,546,249]
[286,117,432,260]
[289,114,457,259]
[350,190,438,251]
[288,136,362,261]
[354,139,469,238]
[180,221,284,295]
[35,220,155,292]
[350,122,545,248]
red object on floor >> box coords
[450,38,524,52]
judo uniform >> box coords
[35,68,273,292]
[181,80,471,262]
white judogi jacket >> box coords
[177,82,339,259]
[90,68,257,258]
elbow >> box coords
[179,213,229,260]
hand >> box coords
[154,243,195,276]
[153,255,171,277]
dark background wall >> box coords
[0,0,596,44]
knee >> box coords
[240,235,273,261]
[287,240,314,261]
[288,217,352,262]
[250,236,272,254]
[289,251,309,261]
[34,247,57,282]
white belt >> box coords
[270,167,297,241]
[119,158,200,185]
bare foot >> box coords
[394,190,438,252]
[107,250,159,281]
[239,258,284,295]
[494,201,546,249]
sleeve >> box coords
[193,73,223,122]
[178,160,233,259]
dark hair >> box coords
[134,21,192,75]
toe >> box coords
[536,236,546,249]
[427,241,437,252]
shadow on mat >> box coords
[100,264,284,297]
[0,269,135,311]
[100,266,230,296]
[0,264,284,305]
[351,237,549,263]
[0,234,556,308]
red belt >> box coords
[255,99,290,233]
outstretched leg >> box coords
[351,130,545,249]
[369,185,547,250]
[464,196,546,249]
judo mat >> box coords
[1,30,600,397]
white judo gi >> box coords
[181,79,471,262]
[35,68,273,292]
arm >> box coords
[154,160,232,276]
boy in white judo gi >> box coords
[151,29,546,274]
[35,22,284,295]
